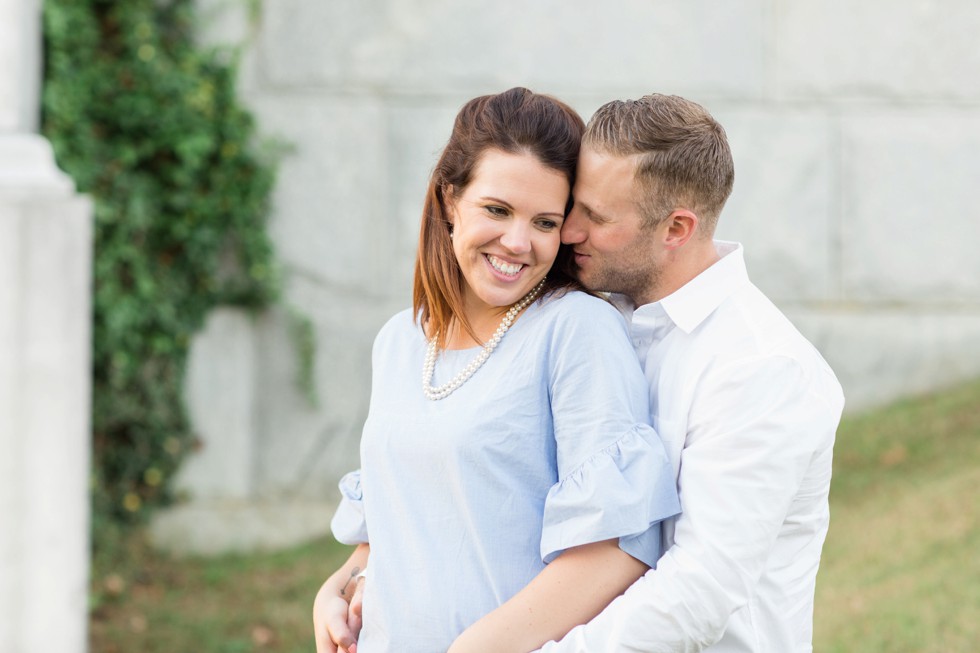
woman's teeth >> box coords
[487,255,523,277]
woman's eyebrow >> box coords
[478,195,514,209]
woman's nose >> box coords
[500,221,532,254]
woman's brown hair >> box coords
[412,87,585,347]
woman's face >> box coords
[447,148,569,323]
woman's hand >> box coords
[345,576,366,645]
[313,543,370,653]
[313,590,355,653]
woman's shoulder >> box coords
[537,289,628,328]
[374,307,423,345]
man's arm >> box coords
[538,355,843,652]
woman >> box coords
[313,88,679,653]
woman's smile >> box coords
[485,253,526,278]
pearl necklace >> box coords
[422,277,547,401]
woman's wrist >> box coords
[325,543,370,603]
[337,564,366,601]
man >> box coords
[323,94,844,652]
[535,95,844,651]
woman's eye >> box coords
[485,205,508,216]
[536,219,559,230]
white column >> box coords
[0,0,41,133]
[0,1,93,652]
[0,0,72,196]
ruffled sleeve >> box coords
[540,423,679,565]
[539,293,680,567]
[330,469,369,544]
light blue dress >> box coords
[331,290,679,653]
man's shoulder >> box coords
[692,283,841,396]
[720,282,813,352]
[656,272,815,364]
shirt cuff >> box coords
[330,470,369,544]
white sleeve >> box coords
[536,354,843,652]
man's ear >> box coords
[664,209,699,250]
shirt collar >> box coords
[631,240,748,334]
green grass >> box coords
[90,379,980,652]
[89,531,354,653]
[814,378,980,653]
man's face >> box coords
[562,145,667,305]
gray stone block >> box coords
[777,1,980,100]
[247,94,392,291]
[256,0,386,87]
[149,500,339,555]
[174,307,257,501]
[384,100,463,296]
[251,277,399,499]
[715,108,837,302]
[840,112,980,302]
[250,304,348,499]
[256,0,766,97]
[787,308,980,411]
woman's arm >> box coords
[448,539,647,653]
[313,543,370,653]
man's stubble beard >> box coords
[577,255,663,305]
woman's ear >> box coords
[443,184,457,227]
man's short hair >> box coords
[584,94,734,233]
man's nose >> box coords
[561,206,586,245]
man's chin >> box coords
[573,271,602,292]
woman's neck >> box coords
[442,308,509,350]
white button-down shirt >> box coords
[538,241,845,653]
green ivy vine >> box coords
[42,0,279,530]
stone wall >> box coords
[152,0,980,552]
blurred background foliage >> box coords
[41,0,279,536]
